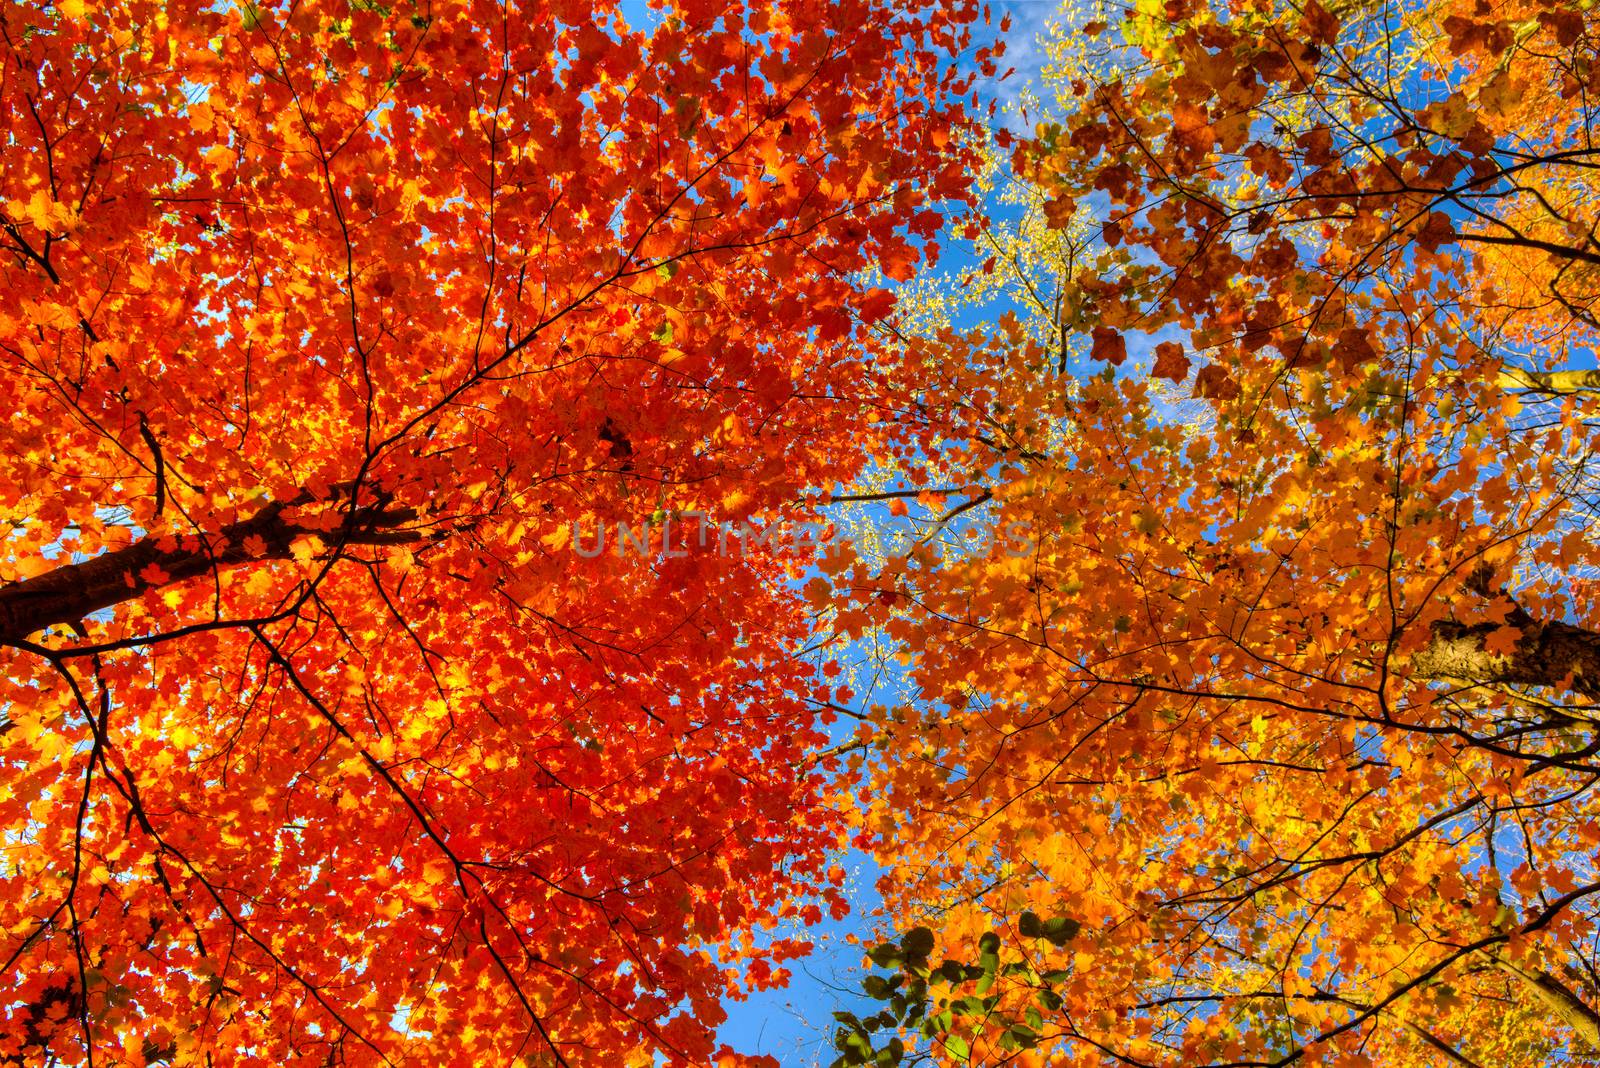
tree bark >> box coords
[1411,608,1600,698]
[1494,958,1600,1052]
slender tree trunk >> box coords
[1494,958,1600,1052]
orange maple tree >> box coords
[830,0,1600,1064]
[0,0,998,1064]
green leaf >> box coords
[1019,911,1042,938]
[1040,916,1081,946]
[953,994,988,1016]
[901,926,935,961]
[1009,1023,1040,1046]
[655,260,679,280]
[978,931,1000,974]
[943,1035,971,1062]
[868,942,903,968]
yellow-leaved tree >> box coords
[830,0,1600,1064]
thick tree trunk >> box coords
[0,498,418,649]
[1411,610,1600,697]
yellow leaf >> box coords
[290,535,323,564]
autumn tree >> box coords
[831,0,1600,1064]
[0,0,1002,1064]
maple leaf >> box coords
[1483,625,1524,656]
[1192,363,1239,399]
[137,563,171,586]
[1151,342,1190,381]
[1090,327,1126,365]
[880,242,920,282]
[1415,211,1457,254]
[1043,195,1076,228]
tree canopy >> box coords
[5,0,1600,1065]
[836,0,1600,1063]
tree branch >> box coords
[1400,1019,1487,1068]
[1497,367,1600,395]
[0,496,420,648]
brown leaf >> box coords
[1152,342,1191,381]
[1091,327,1128,365]
[1193,362,1240,399]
